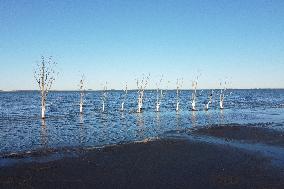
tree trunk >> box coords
[176,102,179,112]
[192,100,196,111]
[41,62,46,119]
[80,103,83,114]
[220,94,224,109]
[80,93,83,114]
[137,97,142,113]
[156,102,160,112]
[102,101,105,112]
[41,96,46,119]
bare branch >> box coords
[34,56,58,118]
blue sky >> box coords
[0,0,284,90]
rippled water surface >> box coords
[0,89,284,155]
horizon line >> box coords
[1,88,284,92]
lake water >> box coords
[0,89,284,155]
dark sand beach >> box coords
[194,124,284,147]
[0,125,284,189]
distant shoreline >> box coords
[1,88,284,92]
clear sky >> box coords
[0,0,284,90]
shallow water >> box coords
[0,89,284,155]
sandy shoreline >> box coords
[0,125,284,189]
[194,124,284,147]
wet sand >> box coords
[194,124,284,147]
[1,134,284,189]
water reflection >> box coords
[100,112,109,143]
[191,111,197,128]
[220,109,225,125]
[136,112,144,127]
[119,111,128,136]
[40,119,48,148]
[101,112,108,127]
[156,112,161,127]
[79,114,85,145]
[205,109,212,124]
[136,113,145,139]
[176,111,181,129]
[79,113,84,124]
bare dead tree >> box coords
[79,75,85,114]
[34,56,57,119]
[176,78,183,112]
[155,75,163,112]
[101,82,108,112]
[191,80,198,111]
[220,81,227,109]
[136,74,150,113]
[191,74,201,111]
[205,90,214,111]
[121,82,128,111]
